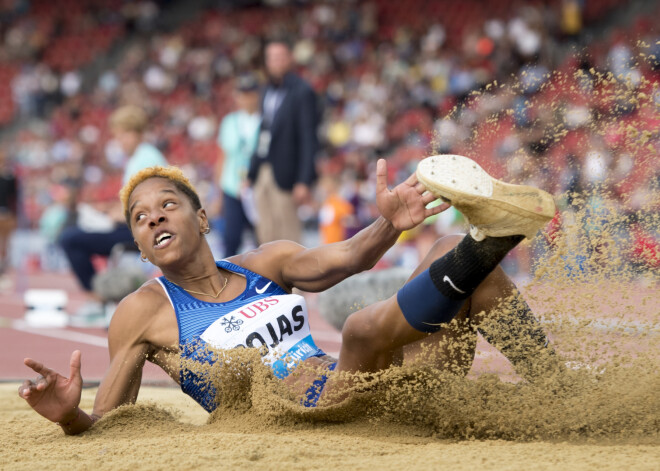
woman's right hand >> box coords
[18,350,83,424]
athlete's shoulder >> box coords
[108,280,169,340]
[130,278,169,304]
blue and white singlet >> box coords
[157,260,327,412]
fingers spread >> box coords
[426,202,450,218]
[422,192,437,204]
[415,182,427,194]
[24,358,53,377]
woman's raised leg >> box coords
[332,233,525,375]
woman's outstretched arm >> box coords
[277,159,448,292]
[19,292,152,435]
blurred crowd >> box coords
[1,0,659,284]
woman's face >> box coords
[127,177,207,268]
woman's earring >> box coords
[202,226,211,235]
[140,254,148,263]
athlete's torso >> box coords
[156,259,325,411]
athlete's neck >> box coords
[159,245,224,294]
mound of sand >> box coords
[2,383,658,471]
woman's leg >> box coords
[330,233,557,388]
[332,233,524,375]
[401,235,520,373]
[404,237,562,381]
[399,235,475,374]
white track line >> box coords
[12,319,108,348]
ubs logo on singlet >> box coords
[200,294,310,357]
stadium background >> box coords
[1,0,658,276]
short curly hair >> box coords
[119,166,202,227]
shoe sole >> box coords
[416,154,556,239]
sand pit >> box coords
[6,267,658,469]
[1,382,658,471]
[0,384,660,470]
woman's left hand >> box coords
[375,158,449,232]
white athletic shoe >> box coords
[416,154,556,240]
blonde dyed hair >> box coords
[110,105,148,133]
[119,166,202,226]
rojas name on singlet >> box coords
[200,294,320,378]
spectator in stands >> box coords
[58,105,167,327]
[38,184,72,271]
[4,0,658,283]
[247,39,319,244]
[0,150,17,286]
[111,106,168,185]
[214,74,261,256]
[317,173,354,245]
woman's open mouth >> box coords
[154,232,174,249]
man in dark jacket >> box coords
[248,40,319,244]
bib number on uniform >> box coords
[200,294,320,378]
